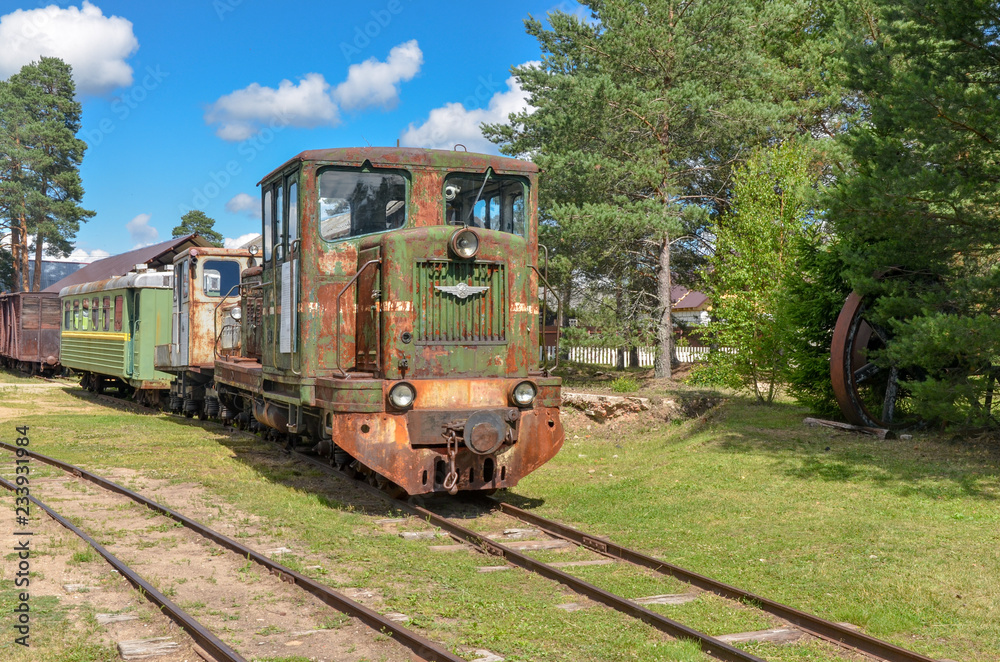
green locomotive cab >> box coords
[60,270,174,402]
[215,148,564,495]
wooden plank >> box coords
[118,637,180,660]
[96,613,139,625]
[549,559,616,568]
[399,531,444,540]
[803,417,893,440]
[632,593,699,606]
[501,539,572,551]
[477,565,513,573]
[715,627,805,644]
[429,544,468,552]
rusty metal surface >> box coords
[43,234,212,293]
[0,471,247,662]
[0,442,466,662]
[221,148,561,494]
[257,147,538,187]
[156,247,251,374]
[831,292,893,427]
[0,292,61,369]
[323,403,563,494]
[493,500,939,662]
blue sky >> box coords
[0,0,587,260]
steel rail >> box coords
[490,499,937,662]
[0,442,465,662]
[0,474,247,662]
[290,452,765,662]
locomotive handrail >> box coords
[212,283,243,361]
[333,258,382,378]
[530,264,561,373]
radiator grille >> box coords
[415,260,506,343]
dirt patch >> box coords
[25,471,418,661]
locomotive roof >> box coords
[257,147,538,186]
[59,270,173,297]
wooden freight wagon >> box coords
[0,291,62,375]
[59,270,175,403]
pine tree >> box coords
[829,0,1000,426]
[485,0,849,378]
[173,210,224,247]
[0,57,93,292]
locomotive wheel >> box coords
[830,292,911,428]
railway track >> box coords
[290,448,941,662]
[18,385,948,661]
[0,441,466,662]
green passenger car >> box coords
[59,270,175,399]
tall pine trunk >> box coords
[31,231,43,291]
[655,231,673,379]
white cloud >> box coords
[224,233,260,250]
[399,72,534,154]
[205,40,423,141]
[0,2,139,96]
[63,248,110,263]
[204,73,338,142]
[225,192,260,218]
[334,39,422,111]
[126,213,158,247]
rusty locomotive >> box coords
[2,147,565,496]
[203,147,564,495]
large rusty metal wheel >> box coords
[830,292,909,428]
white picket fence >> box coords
[541,345,712,366]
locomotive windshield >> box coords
[202,260,241,297]
[318,168,407,241]
[444,172,526,236]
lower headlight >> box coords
[511,381,536,407]
[389,382,416,409]
[229,306,242,321]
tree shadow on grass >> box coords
[707,394,1000,502]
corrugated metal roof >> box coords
[42,234,212,293]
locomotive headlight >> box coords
[511,381,537,407]
[229,306,242,321]
[389,382,416,409]
[450,228,480,259]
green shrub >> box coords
[610,375,640,393]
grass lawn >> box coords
[0,367,996,661]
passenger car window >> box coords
[103,297,111,331]
[318,169,407,241]
[114,296,123,332]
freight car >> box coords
[155,246,252,418]
[59,269,175,405]
[0,291,62,375]
[214,147,565,495]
